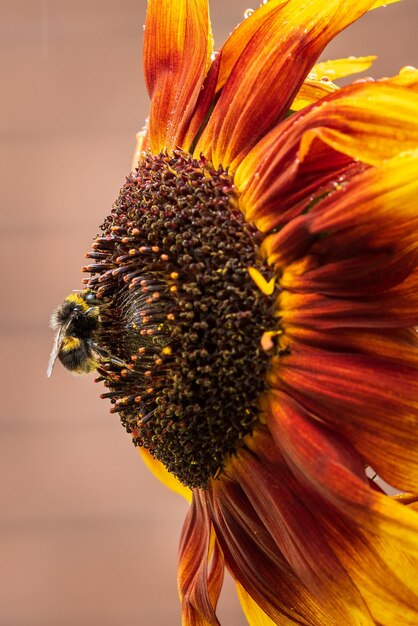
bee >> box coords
[47,289,123,377]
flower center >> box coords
[84,150,276,488]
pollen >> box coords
[83,150,277,488]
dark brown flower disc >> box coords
[83,150,276,488]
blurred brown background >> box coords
[0,1,417,624]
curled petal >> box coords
[274,152,418,298]
[143,0,211,153]
[236,83,418,228]
[299,86,418,166]
[208,477,334,626]
[178,491,223,625]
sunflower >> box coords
[57,0,418,623]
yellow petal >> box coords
[138,447,192,502]
[312,56,377,81]
[236,584,278,626]
[291,78,338,111]
[291,57,377,111]
[370,0,400,8]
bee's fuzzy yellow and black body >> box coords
[48,291,100,376]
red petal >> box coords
[270,346,418,492]
[178,491,223,625]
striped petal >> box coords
[265,149,418,492]
[143,0,211,153]
[279,151,418,295]
[269,346,418,492]
[195,0,382,170]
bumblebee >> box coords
[47,290,117,377]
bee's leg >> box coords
[91,341,128,368]
[107,355,128,367]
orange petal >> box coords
[143,0,211,153]
[138,447,192,502]
[196,0,382,170]
[178,53,221,152]
[308,152,418,239]
[299,86,418,166]
[282,326,418,372]
[279,267,418,331]
[215,0,287,94]
[236,83,418,228]
[233,436,374,625]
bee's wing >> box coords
[47,312,76,378]
[47,326,66,378]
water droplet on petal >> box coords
[400,65,417,74]
[244,8,254,18]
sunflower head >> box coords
[50,0,418,624]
